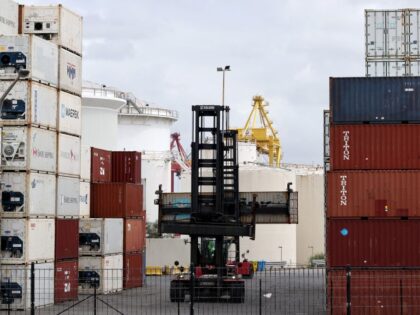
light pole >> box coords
[217,65,230,106]
[0,69,30,112]
[278,246,283,262]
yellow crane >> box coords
[236,95,282,167]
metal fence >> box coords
[0,264,327,315]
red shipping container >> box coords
[112,151,141,183]
[327,219,420,267]
[330,124,420,170]
[124,218,146,253]
[124,252,143,289]
[91,147,112,183]
[327,269,420,315]
[91,183,143,218]
[327,171,420,218]
[55,259,78,303]
[55,219,79,261]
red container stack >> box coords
[326,77,420,313]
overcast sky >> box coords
[21,0,420,164]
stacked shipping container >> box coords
[326,76,420,313]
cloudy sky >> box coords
[21,0,420,164]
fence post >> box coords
[346,266,351,315]
[259,278,262,315]
[94,286,97,315]
[30,262,35,315]
[190,263,194,315]
[400,279,403,315]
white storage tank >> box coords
[0,218,55,264]
[0,262,54,309]
[57,133,80,176]
[80,145,91,181]
[0,0,18,35]
[58,48,82,95]
[0,172,56,218]
[1,126,57,173]
[79,181,90,218]
[78,254,123,294]
[58,91,81,136]
[0,80,57,129]
[22,4,83,56]
[79,218,123,256]
[56,176,80,217]
[0,35,58,86]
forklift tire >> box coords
[170,282,185,302]
[230,282,245,303]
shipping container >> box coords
[0,35,58,85]
[58,48,82,95]
[56,176,80,217]
[124,218,145,253]
[123,252,143,289]
[330,77,420,123]
[0,0,18,35]
[0,80,57,128]
[366,59,408,77]
[78,254,123,294]
[112,151,141,183]
[79,218,123,256]
[0,171,56,218]
[54,259,78,303]
[91,183,143,218]
[0,218,54,264]
[91,147,111,183]
[327,269,420,315]
[142,178,146,210]
[55,219,78,260]
[79,181,90,218]
[57,133,80,176]
[327,171,420,217]
[0,262,54,310]
[22,5,83,55]
[80,145,91,181]
[327,219,420,267]
[330,125,420,170]
[58,91,81,136]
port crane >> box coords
[170,132,190,191]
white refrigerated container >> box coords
[80,145,91,182]
[79,218,123,256]
[57,133,80,176]
[58,48,82,95]
[79,180,90,218]
[0,80,57,128]
[58,91,81,136]
[0,0,19,35]
[0,262,54,309]
[56,176,80,217]
[0,218,55,264]
[0,172,56,218]
[1,126,57,173]
[0,35,58,85]
[78,254,123,294]
[22,4,83,55]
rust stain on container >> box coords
[112,151,141,183]
[91,147,112,183]
[124,252,143,289]
[91,183,143,218]
[327,219,420,267]
[55,259,78,303]
[330,124,420,170]
[55,219,79,261]
[327,171,420,217]
[124,218,146,253]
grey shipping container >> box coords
[330,77,420,123]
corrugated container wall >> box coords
[327,171,420,217]
[1,126,57,172]
[0,0,18,35]
[55,218,78,260]
[22,4,83,55]
[91,147,111,183]
[327,219,420,267]
[91,183,143,218]
[330,77,420,123]
[0,172,56,217]
[57,133,81,176]
[123,252,143,289]
[58,48,82,95]
[54,259,78,303]
[0,80,57,129]
[330,125,420,170]
[79,181,90,217]
[111,151,141,183]
[56,176,80,217]
[124,218,145,253]
[58,91,81,136]
[0,35,58,85]
[0,218,55,264]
